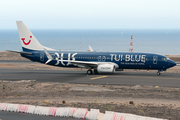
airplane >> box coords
[87,46,94,52]
[9,21,176,75]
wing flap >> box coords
[61,60,98,68]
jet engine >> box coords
[97,64,115,73]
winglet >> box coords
[43,48,53,64]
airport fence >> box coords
[0,102,167,120]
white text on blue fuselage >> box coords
[52,53,146,66]
[110,54,146,63]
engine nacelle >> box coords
[97,64,115,73]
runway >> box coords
[0,111,78,120]
[0,68,180,87]
[0,61,180,119]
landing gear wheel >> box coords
[87,70,93,75]
[157,72,161,76]
[94,69,98,74]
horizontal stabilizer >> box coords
[6,50,32,55]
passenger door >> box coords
[40,53,44,62]
[153,56,158,64]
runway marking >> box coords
[90,76,108,80]
[109,76,180,80]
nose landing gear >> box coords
[157,69,166,76]
[157,70,161,76]
[157,72,161,76]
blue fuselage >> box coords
[21,48,176,71]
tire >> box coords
[157,72,161,76]
[87,70,93,75]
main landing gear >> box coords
[94,69,98,74]
[87,69,93,75]
[87,69,98,75]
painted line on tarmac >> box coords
[90,76,108,80]
[109,75,180,80]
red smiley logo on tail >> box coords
[21,36,32,45]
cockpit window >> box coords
[162,57,170,61]
[162,58,167,61]
[166,57,170,60]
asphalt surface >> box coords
[0,111,78,120]
[0,60,180,119]
[0,68,180,87]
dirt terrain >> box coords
[0,51,28,60]
[0,51,180,119]
[0,80,180,119]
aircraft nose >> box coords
[169,60,176,67]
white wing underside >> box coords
[61,60,98,68]
[58,60,118,69]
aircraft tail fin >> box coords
[87,46,94,52]
[16,21,54,51]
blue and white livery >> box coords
[13,21,176,75]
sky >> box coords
[0,0,180,29]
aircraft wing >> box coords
[62,60,98,68]
[43,49,98,68]
[61,60,118,69]
[43,49,117,69]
